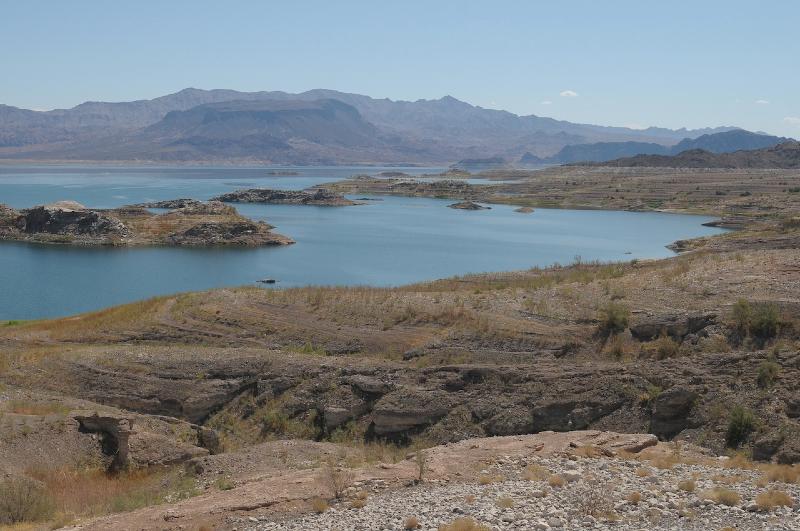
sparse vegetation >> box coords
[678,479,696,492]
[548,474,566,487]
[437,517,490,531]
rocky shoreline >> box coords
[0,200,293,246]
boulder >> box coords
[372,390,453,436]
[650,386,698,438]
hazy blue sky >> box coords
[2,0,798,136]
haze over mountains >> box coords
[0,88,787,165]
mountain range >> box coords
[0,88,762,164]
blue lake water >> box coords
[0,165,727,320]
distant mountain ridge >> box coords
[581,140,800,169]
[0,88,742,163]
[521,129,790,165]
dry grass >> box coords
[522,464,549,481]
[496,496,514,509]
[1,400,69,416]
[678,479,696,492]
[477,474,503,485]
[699,487,741,506]
[547,474,566,488]
[635,467,652,477]
[404,516,420,529]
[755,490,794,510]
[626,491,642,504]
[349,498,367,509]
[25,465,197,519]
[310,497,329,513]
[762,464,800,484]
[437,517,490,531]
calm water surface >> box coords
[0,165,727,320]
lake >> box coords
[0,165,727,320]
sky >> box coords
[2,0,799,136]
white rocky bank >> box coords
[246,454,799,531]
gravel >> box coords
[243,454,800,530]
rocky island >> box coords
[325,176,488,200]
[212,188,357,206]
[0,200,293,247]
[448,201,490,210]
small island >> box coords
[211,188,357,206]
[0,200,293,247]
[448,201,491,210]
[514,206,535,214]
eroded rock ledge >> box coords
[0,200,293,246]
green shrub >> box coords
[750,303,779,339]
[757,361,780,388]
[731,299,751,335]
[726,406,756,448]
[598,302,630,335]
[0,477,55,525]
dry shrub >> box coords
[755,490,794,510]
[548,474,566,488]
[465,494,476,503]
[349,498,367,509]
[578,487,615,519]
[677,479,696,492]
[356,490,369,500]
[522,464,549,481]
[635,467,651,477]
[0,477,55,525]
[404,516,420,529]
[763,464,800,484]
[311,497,329,513]
[700,487,740,506]
[415,449,428,482]
[626,491,642,504]
[438,517,490,531]
[570,445,609,458]
[496,496,514,509]
[320,462,354,500]
[477,474,503,485]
